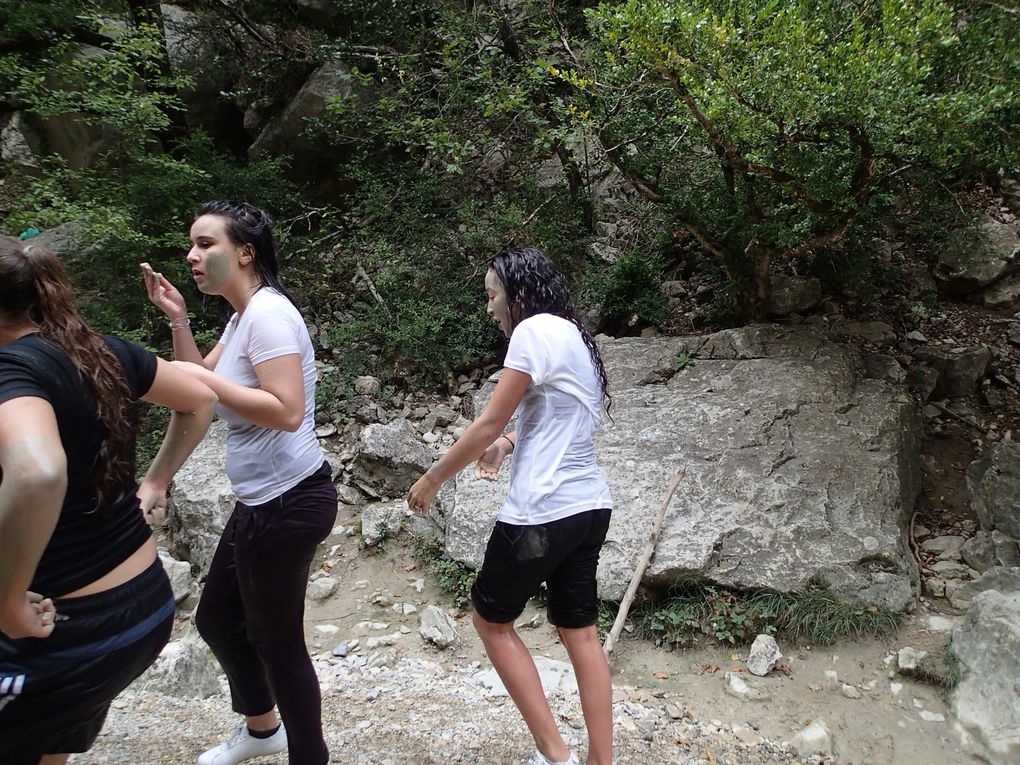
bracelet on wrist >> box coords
[169,318,190,331]
[501,435,514,452]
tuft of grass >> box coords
[411,534,476,610]
[940,644,962,690]
[633,581,903,649]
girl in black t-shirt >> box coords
[0,235,217,765]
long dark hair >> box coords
[489,247,611,410]
[0,236,134,500]
[194,200,296,306]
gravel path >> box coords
[82,653,807,765]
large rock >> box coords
[967,439,1020,539]
[166,419,235,575]
[249,58,370,179]
[764,275,822,317]
[961,530,1020,573]
[911,344,992,397]
[935,216,1020,295]
[948,567,1020,611]
[975,272,1020,311]
[133,629,222,699]
[951,590,1020,764]
[1,113,40,174]
[161,4,240,137]
[441,325,922,610]
[349,421,434,496]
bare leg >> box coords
[559,626,613,765]
[39,755,70,765]
[246,708,280,731]
[473,610,570,763]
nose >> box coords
[185,246,200,264]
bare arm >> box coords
[0,397,68,638]
[136,358,218,526]
[407,369,531,511]
[174,352,305,432]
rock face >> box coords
[133,629,222,699]
[935,216,1020,295]
[911,345,992,398]
[952,590,1020,765]
[764,275,822,317]
[440,325,921,610]
[349,421,434,497]
[166,419,235,575]
[967,439,1020,539]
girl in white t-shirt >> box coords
[408,247,614,765]
[141,202,336,765]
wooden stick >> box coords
[603,468,686,661]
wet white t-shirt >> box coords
[500,313,613,525]
[214,288,323,505]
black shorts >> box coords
[0,558,174,765]
[471,508,611,629]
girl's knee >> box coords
[472,608,515,636]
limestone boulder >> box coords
[764,275,822,318]
[161,4,240,136]
[1,113,40,174]
[248,58,371,179]
[133,629,222,699]
[967,439,1020,539]
[961,531,1020,573]
[166,419,234,576]
[349,421,434,496]
[935,216,1020,295]
[952,590,1020,764]
[911,345,992,397]
[440,325,921,610]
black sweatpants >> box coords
[195,461,337,765]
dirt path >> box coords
[78,523,979,765]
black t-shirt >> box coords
[0,333,157,596]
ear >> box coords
[239,244,255,265]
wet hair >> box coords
[194,200,296,306]
[489,247,610,410]
[0,236,134,502]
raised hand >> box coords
[140,262,187,321]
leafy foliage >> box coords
[412,534,476,610]
[637,581,902,648]
[572,0,1019,314]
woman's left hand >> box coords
[407,471,441,515]
[137,480,168,527]
[0,592,57,639]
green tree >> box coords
[571,0,1019,315]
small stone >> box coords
[919,710,945,722]
[897,647,929,672]
[840,683,862,699]
[306,577,339,601]
[746,634,783,677]
[789,719,833,756]
[332,641,350,657]
[665,704,684,720]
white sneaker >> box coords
[197,722,287,765]
[523,749,581,765]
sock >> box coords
[247,724,280,740]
